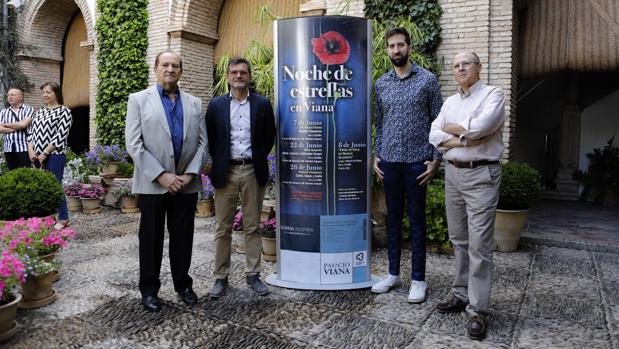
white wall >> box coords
[579,89,619,171]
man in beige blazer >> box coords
[125,50,207,312]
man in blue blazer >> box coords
[126,51,207,312]
[206,57,276,298]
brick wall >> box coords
[436,0,517,159]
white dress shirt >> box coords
[429,80,505,161]
[229,92,252,160]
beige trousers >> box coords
[445,162,500,316]
[213,164,265,279]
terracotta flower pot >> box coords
[81,197,101,213]
[121,196,139,213]
[19,271,57,309]
[494,209,529,252]
[0,293,21,342]
[261,200,276,222]
[39,248,61,283]
[100,162,119,176]
[196,199,214,217]
[233,230,245,254]
[261,236,276,262]
[67,195,83,212]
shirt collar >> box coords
[389,61,418,80]
[156,84,180,98]
[230,90,249,104]
[458,79,484,98]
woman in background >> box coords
[28,82,73,229]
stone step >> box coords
[539,190,578,201]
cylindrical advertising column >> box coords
[266,16,374,290]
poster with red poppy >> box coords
[266,16,373,290]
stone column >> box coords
[554,74,580,200]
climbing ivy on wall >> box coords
[365,0,442,73]
[95,0,149,146]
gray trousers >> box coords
[445,163,500,316]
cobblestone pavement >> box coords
[4,201,618,348]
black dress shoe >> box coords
[209,278,228,299]
[246,274,269,296]
[436,294,468,313]
[142,295,162,312]
[467,314,487,340]
[177,287,198,306]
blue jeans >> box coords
[380,160,427,281]
[45,154,69,220]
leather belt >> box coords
[448,160,499,169]
[230,158,253,165]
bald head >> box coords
[452,51,482,91]
[7,88,23,108]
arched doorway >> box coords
[17,0,95,150]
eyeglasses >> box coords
[452,61,478,70]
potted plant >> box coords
[1,217,75,308]
[64,181,84,212]
[1,216,75,285]
[260,217,276,262]
[0,251,25,341]
[494,161,541,252]
[111,181,139,213]
[232,211,244,254]
[79,185,105,213]
[86,144,129,176]
[196,173,214,217]
[573,137,619,206]
[0,168,64,228]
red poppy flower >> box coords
[311,31,350,65]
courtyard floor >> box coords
[3,200,619,348]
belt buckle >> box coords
[241,158,246,165]
[468,161,474,168]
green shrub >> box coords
[0,168,64,220]
[117,161,134,177]
[573,137,619,205]
[498,162,541,210]
[425,176,449,249]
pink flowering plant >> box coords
[64,181,85,197]
[0,217,76,279]
[0,251,25,304]
[232,211,243,231]
[259,217,276,238]
[79,184,105,199]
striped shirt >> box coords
[27,106,73,155]
[0,104,34,152]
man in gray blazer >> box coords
[125,50,207,312]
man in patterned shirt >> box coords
[371,27,443,303]
[0,88,34,169]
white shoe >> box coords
[407,280,427,303]
[371,274,401,293]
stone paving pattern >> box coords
[4,201,619,348]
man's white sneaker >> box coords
[371,275,401,294]
[407,280,427,303]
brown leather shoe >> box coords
[436,294,468,313]
[467,314,487,340]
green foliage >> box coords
[0,168,63,220]
[95,0,149,146]
[573,137,619,205]
[0,138,7,175]
[0,5,31,97]
[365,0,442,73]
[116,161,134,177]
[399,173,450,250]
[499,162,541,210]
[425,176,449,249]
